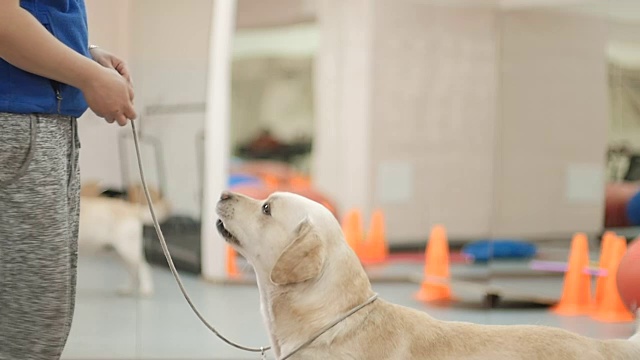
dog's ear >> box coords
[270,217,326,286]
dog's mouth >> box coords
[216,219,240,246]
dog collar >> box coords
[278,293,379,360]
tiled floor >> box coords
[61,252,637,360]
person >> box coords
[0,1,136,359]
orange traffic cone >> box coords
[415,224,452,303]
[342,209,364,259]
[594,231,617,309]
[226,245,240,278]
[552,233,592,316]
[361,209,389,265]
[591,237,635,323]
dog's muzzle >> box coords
[216,219,240,246]
[216,192,240,246]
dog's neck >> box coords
[255,273,282,357]
[256,256,374,358]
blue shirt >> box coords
[0,0,91,118]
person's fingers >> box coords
[105,117,115,124]
[128,83,135,102]
[114,61,133,85]
[92,48,115,70]
[124,103,137,121]
[115,113,128,127]
[100,59,115,70]
[95,53,115,70]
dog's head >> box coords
[216,191,345,285]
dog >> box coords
[78,183,170,296]
[216,191,640,359]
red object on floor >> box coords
[617,237,640,312]
[388,251,471,264]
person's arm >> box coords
[0,0,136,125]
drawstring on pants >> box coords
[68,117,77,193]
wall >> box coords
[314,0,609,244]
[126,0,213,218]
[369,1,499,242]
[312,0,375,219]
[493,9,609,238]
[313,0,499,243]
[78,0,132,189]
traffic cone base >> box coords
[551,233,592,316]
[594,231,617,308]
[415,282,451,303]
[591,237,635,323]
[361,209,389,265]
[415,224,452,303]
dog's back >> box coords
[345,300,640,360]
[79,197,141,247]
[395,301,640,360]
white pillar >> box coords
[201,0,237,281]
[312,0,374,216]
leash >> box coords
[130,120,270,355]
[129,121,379,359]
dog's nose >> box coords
[220,191,233,201]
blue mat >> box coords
[228,174,263,188]
[462,239,537,262]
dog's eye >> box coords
[262,203,271,216]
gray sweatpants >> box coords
[0,113,81,360]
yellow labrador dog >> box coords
[79,184,170,296]
[216,191,640,360]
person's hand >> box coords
[81,66,136,126]
[86,47,135,126]
[90,46,134,87]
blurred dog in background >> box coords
[79,181,171,296]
